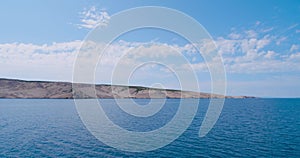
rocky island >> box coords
[0,78,254,99]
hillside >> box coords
[0,78,254,99]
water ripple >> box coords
[0,99,299,157]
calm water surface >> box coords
[0,99,299,157]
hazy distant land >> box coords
[0,78,254,99]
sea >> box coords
[0,99,299,157]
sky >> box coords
[0,0,299,97]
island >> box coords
[0,78,254,99]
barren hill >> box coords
[0,78,254,99]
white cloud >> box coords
[215,34,271,58]
[228,33,241,39]
[261,27,274,33]
[215,38,238,55]
[193,29,300,74]
[77,6,110,29]
[1,30,300,82]
[296,30,300,33]
[264,50,277,59]
[0,40,200,82]
[290,44,299,52]
[289,52,300,61]
[0,41,81,81]
[245,30,257,38]
[88,31,296,75]
[225,59,300,73]
[256,36,271,49]
[276,36,287,45]
[287,24,298,30]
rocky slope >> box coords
[0,78,254,99]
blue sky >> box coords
[0,0,299,97]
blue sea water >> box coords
[0,99,299,157]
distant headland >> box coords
[0,78,255,99]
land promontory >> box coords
[0,78,254,99]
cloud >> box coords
[255,21,261,26]
[245,30,257,38]
[1,27,299,83]
[80,32,299,75]
[193,28,300,74]
[261,27,274,33]
[290,44,299,52]
[264,50,277,59]
[289,52,300,61]
[287,24,298,30]
[228,33,241,39]
[77,6,110,29]
[215,34,271,57]
[0,40,199,81]
[276,36,287,45]
[0,41,81,81]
